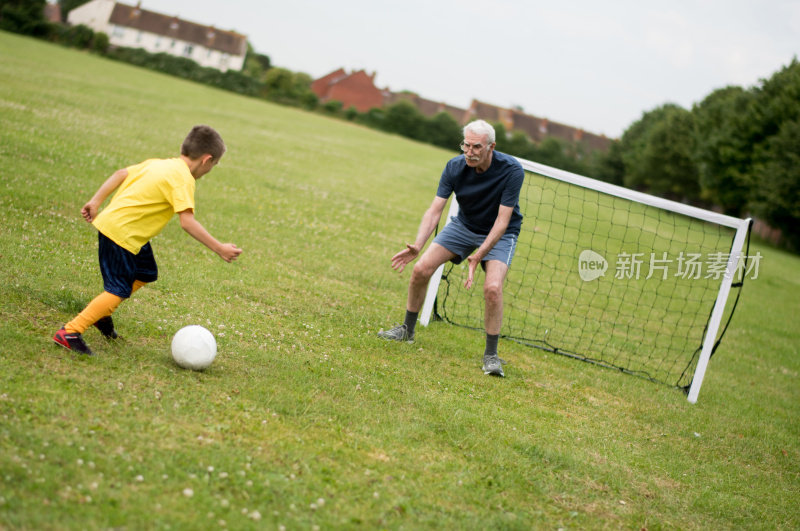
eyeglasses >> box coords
[460,141,485,153]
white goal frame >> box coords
[420,156,751,404]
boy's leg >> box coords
[64,291,123,334]
[93,279,147,338]
[54,234,154,353]
[64,233,155,335]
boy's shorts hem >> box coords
[432,216,518,266]
[98,232,158,298]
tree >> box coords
[591,140,625,185]
[692,86,756,215]
[620,103,699,202]
[0,0,49,36]
[382,100,426,141]
[58,0,90,21]
[243,43,271,81]
[748,59,800,248]
[751,118,800,249]
[263,68,316,108]
[424,111,462,150]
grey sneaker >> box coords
[377,323,414,343]
[482,353,505,377]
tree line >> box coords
[3,0,797,249]
[598,60,799,250]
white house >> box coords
[67,0,247,72]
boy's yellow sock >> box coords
[131,280,146,294]
[65,291,123,334]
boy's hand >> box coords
[218,244,242,263]
[81,201,99,223]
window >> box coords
[183,44,194,57]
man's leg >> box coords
[482,260,509,376]
[483,259,509,335]
[407,243,457,313]
[379,243,456,342]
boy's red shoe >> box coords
[53,327,94,355]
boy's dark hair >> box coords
[181,125,226,161]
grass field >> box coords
[1,31,798,529]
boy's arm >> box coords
[82,168,128,223]
[178,209,242,263]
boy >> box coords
[53,125,242,355]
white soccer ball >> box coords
[171,325,217,370]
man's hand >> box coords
[464,253,481,289]
[390,243,420,273]
[217,243,242,263]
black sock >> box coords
[404,310,419,335]
[484,333,499,356]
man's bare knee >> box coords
[411,261,435,283]
[484,281,503,301]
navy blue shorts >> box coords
[433,216,518,267]
[98,232,158,298]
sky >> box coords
[148,0,800,139]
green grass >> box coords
[1,31,798,529]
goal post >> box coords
[420,156,751,403]
[419,197,459,327]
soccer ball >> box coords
[171,325,217,370]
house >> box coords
[310,68,385,112]
[44,2,61,23]
[466,100,613,153]
[66,0,247,72]
[312,67,613,151]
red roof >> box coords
[311,69,612,150]
[311,69,384,113]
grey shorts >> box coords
[433,216,518,266]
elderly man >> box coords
[379,119,524,377]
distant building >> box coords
[466,100,613,153]
[43,2,61,23]
[66,0,247,72]
[312,67,612,151]
[310,68,385,112]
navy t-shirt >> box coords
[436,150,524,236]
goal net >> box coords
[420,157,752,403]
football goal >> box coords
[420,157,752,403]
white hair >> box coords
[463,119,496,144]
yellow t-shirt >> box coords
[93,158,196,254]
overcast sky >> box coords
[150,0,799,139]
